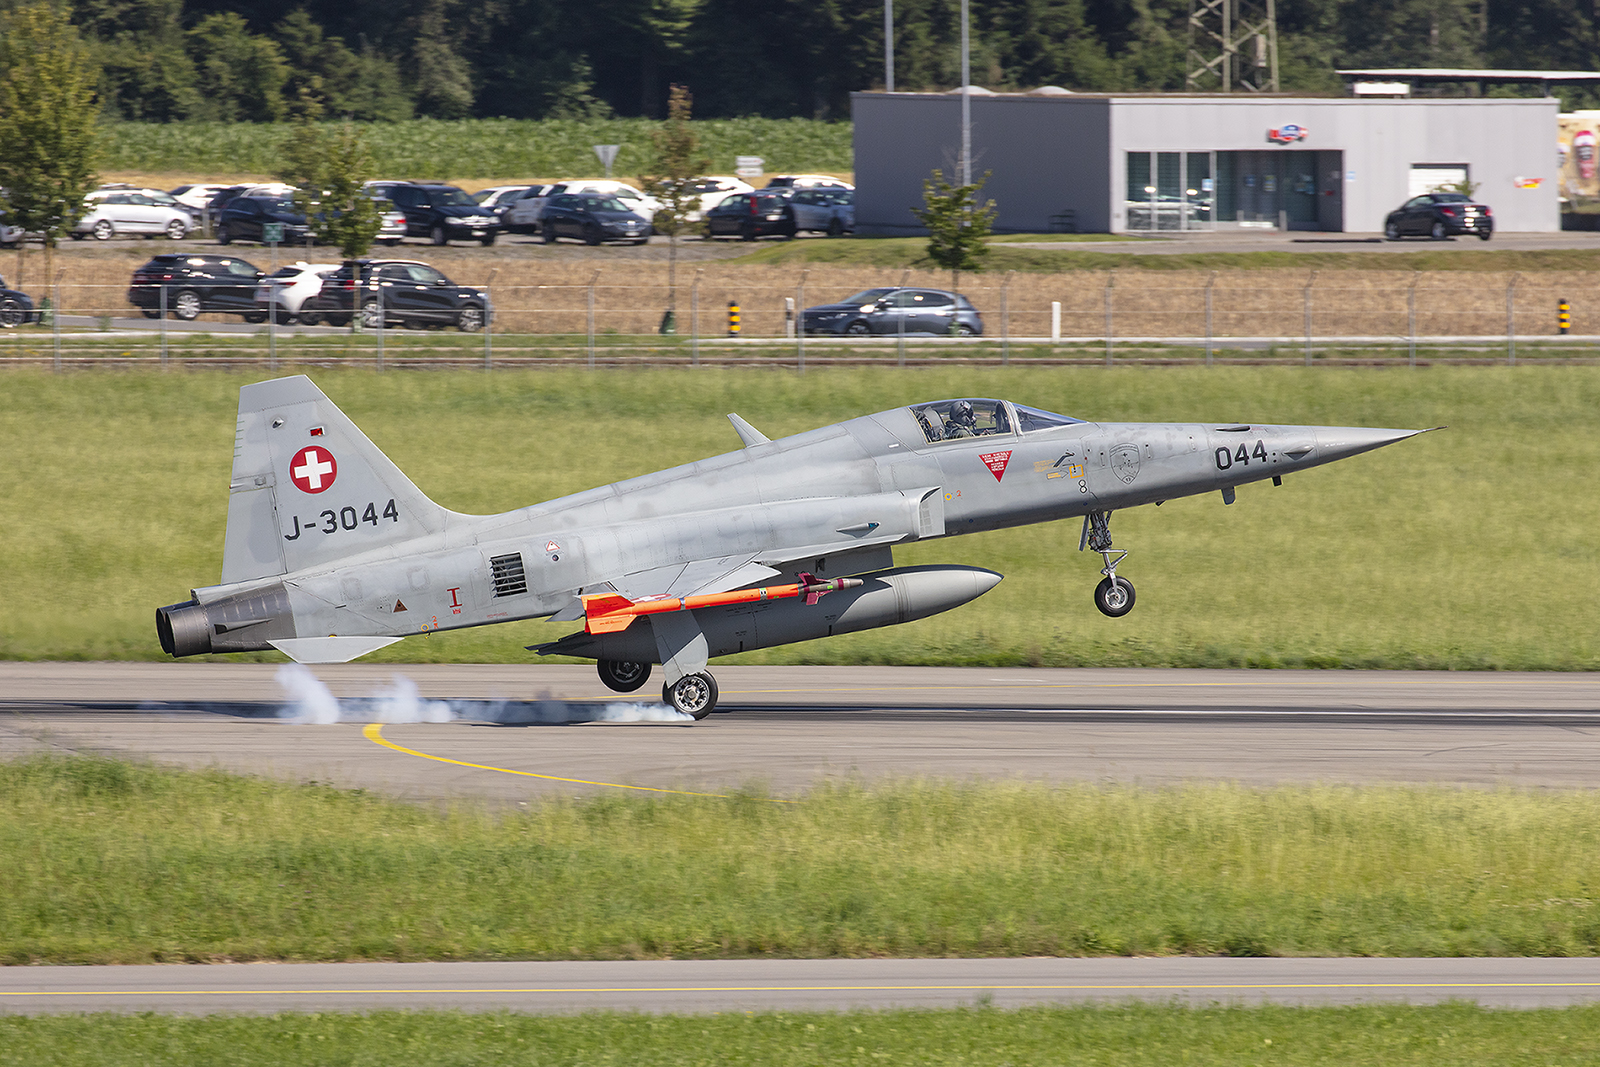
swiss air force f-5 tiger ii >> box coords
[157,376,1431,718]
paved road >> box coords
[4,664,1599,800]
[5,957,1600,1014]
[1015,230,1600,255]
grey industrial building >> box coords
[850,91,1558,235]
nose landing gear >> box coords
[1081,510,1136,617]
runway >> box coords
[5,957,1600,1014]
[3,664,1599,799]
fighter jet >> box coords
[157,376,1430,718]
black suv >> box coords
[365,182,499,246]
[299,259,491,331]
[216,195,313,246]
[128,254,267,321]
[706,191,796,240]
[540,192,652,245]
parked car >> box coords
[0,210,24,247]
[788,187,854,236]
[495,184,555,232]
[502,181,657,234]
[217,195,314,246]
[363,181,499,245]
[127,254,267,321]
[299,259,491,331]
[801,287,983,336]
[0,274,37,328]
[1384,193,1493,240]
[71,190,193,241]
[168,183,234,212]
[539,192,652,245]
[763,174,854,191]
[473,185,535,218]
[684,176,753,220]
[253,262,340,324]
[202,185,252,229]
[373,197,406,245]
[705,190,796,240]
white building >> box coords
[851,91,1558,235]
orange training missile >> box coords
[582,572,864,634]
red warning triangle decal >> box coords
[979,450,1013,481]
[393,599,407,613]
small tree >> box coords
[0,3,101,295]
[911,169,996,296]
[639,83,709,333]
[278,111,383,261]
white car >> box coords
[763,174,855,191]
[168,183,234,211]
[502,180,659,234]
[474,185,535,218]
[371,198,406,245]
[684,176,753,221]
[254,262,340,324]
[788,187,855,236]
[71,190,193,241]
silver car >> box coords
[789,188,854,236]
[71,190,193,241]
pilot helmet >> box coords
[950,400,975,425]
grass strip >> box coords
[5,758,1600,965]
[0,366,1596,669]
[3,1004,1600,1067]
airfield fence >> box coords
[6,269,1600,368]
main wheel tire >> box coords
[1431,220,1446,240]
[91,219,114,241]
[844,320,871,336]
[584,227,601,246]
[1478,229,1492,241]
[457,305,484,333]
[1384,221,1400,240]
[598,660,652,693]
[360,298,384,329]
[956,322,976,336]
[827,217,844,237]
[740,221,756,242]
[0,298,23,328]
[242,311,268,324]
[662,673,718,719]
[297,302,325,327]
[70,232,86,241]
[140,308,162,320]
[542,223,557,244]
[430,224,448,246]
[480,233,497,246]
[215,224,232,245]
[1093,575,1136,618]
[171,290,202,321]
[271,304,294,325]
[166,219,188,240]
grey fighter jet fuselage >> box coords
[157,377,1430,717]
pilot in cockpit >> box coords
[945,400,978,438]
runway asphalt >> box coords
[7,956,1600,1015]
[6,663,1600,1015]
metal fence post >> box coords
[1204,270,1216,366]
[1506,272,1519,365]
[897,267,910,367]
[483,267,498,371]
[267,279,277,373]
[1103,270,1115,366]
[797,269,808,373]
[159,280,168,369]
[1303,269,1317,366]
[587,269,600,370]
[372,270,384,372]
[53,269,64,373]
[1000,270,1014,365]
[690,268,702,367]
[1407,271,1418,368]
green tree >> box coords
[76,0,198,121]
[638,82,709,332]
[911,168,995,296]
[188,12,290,122]
[281,121,383,260]
[0,3,101,292]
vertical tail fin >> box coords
[220,375,451,585]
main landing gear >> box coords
[1081,510,1136,617]
[596,659,719,719]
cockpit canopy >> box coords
[910,399,1082,443]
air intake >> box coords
[490,553,528,597]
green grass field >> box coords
[0,365,1594,668]
[6,758,1600,964]
[95,117,853,181]
[3,1004,1599,1067]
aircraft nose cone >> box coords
[1312,426,1429,462]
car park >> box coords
[0,274,37,328]
[253,262,340,324]
[801,286,983,336]
[1383,192,1493,240]
[127,254,267,321]
[299,259,491,331]
[168,183,234,212]
[539,192,652,245]
[788,187,854,236]
[685,176,753,220]
[363,181,499,245]
[216,195,314,246]
[705,190,796,240]
[473,185,535,219]
[501,181,657,235]
[71,190,193,241]
[763,174,854,191]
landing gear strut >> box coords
[1081,510,1136,617]
[663,672,718,719]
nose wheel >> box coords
[1081,511,1136,617]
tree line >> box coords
[11,0,1600,125]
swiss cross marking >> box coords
[979,450,1013,481]
[289,446,338,494]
